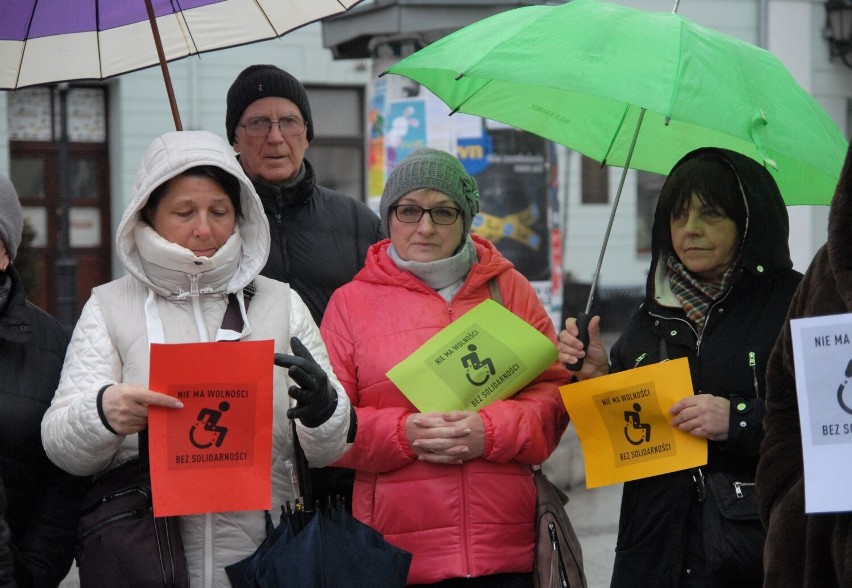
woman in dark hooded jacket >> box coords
[558,147,801,587]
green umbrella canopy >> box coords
[385,0,848,205]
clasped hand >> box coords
[405,411,485,465]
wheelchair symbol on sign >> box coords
[189,402,231,449]
[623,403,651,446]
[461,344,496,386]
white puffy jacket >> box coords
[41,131,352,587]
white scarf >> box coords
[389,236,478,301]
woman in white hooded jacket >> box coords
[41,131,353,587]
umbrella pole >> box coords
[144,0,183,131]
[569,108,646,372]
[583,107,646,314]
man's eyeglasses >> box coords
[391,205,461,225]
[240,116,306,138]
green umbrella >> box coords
[384,0,847,207]
[384,0,848,367]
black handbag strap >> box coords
[221,283,255,334]
[290,421,313,509]
[138,428,149,466]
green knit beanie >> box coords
[380,148,480,235]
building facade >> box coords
[1,0,850,325]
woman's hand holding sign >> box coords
[101,383,184,435]
[669,394,730,441]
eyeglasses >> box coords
[239,116,306,138]
[391,204,461,225]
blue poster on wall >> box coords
[386,99,426,172]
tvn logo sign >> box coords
[457,136,492,176]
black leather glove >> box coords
[275,336,338,428]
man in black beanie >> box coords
[227,64,381,508]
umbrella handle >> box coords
[566,312,592,372]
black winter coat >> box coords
[250,158,381,508]
[608,148,801,588]
[0,265,87,587]
[251,158,382,325]
[0,476,14,588]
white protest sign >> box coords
[791,312,852,513]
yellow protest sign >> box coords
[387,299,557,413]
[560,358,707,488]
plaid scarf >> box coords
[666,253,736,332]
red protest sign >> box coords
[148,340,274,517]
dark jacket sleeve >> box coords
[0,479,15,588]
[15,467,87,588]
[0,283,86,588]
[723,396,766,457]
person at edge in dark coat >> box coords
[226,65,382,510]
[557,148,802,587]
[757,139,852,588]
[0,477,15,588]
[0,173,87,587]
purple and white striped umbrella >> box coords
[0,0,363,127]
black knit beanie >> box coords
[226,65,314,144]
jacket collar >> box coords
[0,264,30,344]
[133,224,243,299]
[252,159,317,213]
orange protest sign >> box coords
[560,358,707,488]
[148,340,274,517]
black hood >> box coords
[647,147,793,294]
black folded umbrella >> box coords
[226,422,411,587]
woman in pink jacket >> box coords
[321,148,570,586]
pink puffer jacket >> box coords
[323,235,570,584]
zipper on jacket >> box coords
[203,512,213,588]
[190,296,207,341]
[696,287,734,354]
[184,274,211,341]
[749,351,759,398]
[548,521,569,588]
[275,192,284,225]
[734,480,755,499]
[459,466,472,577]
